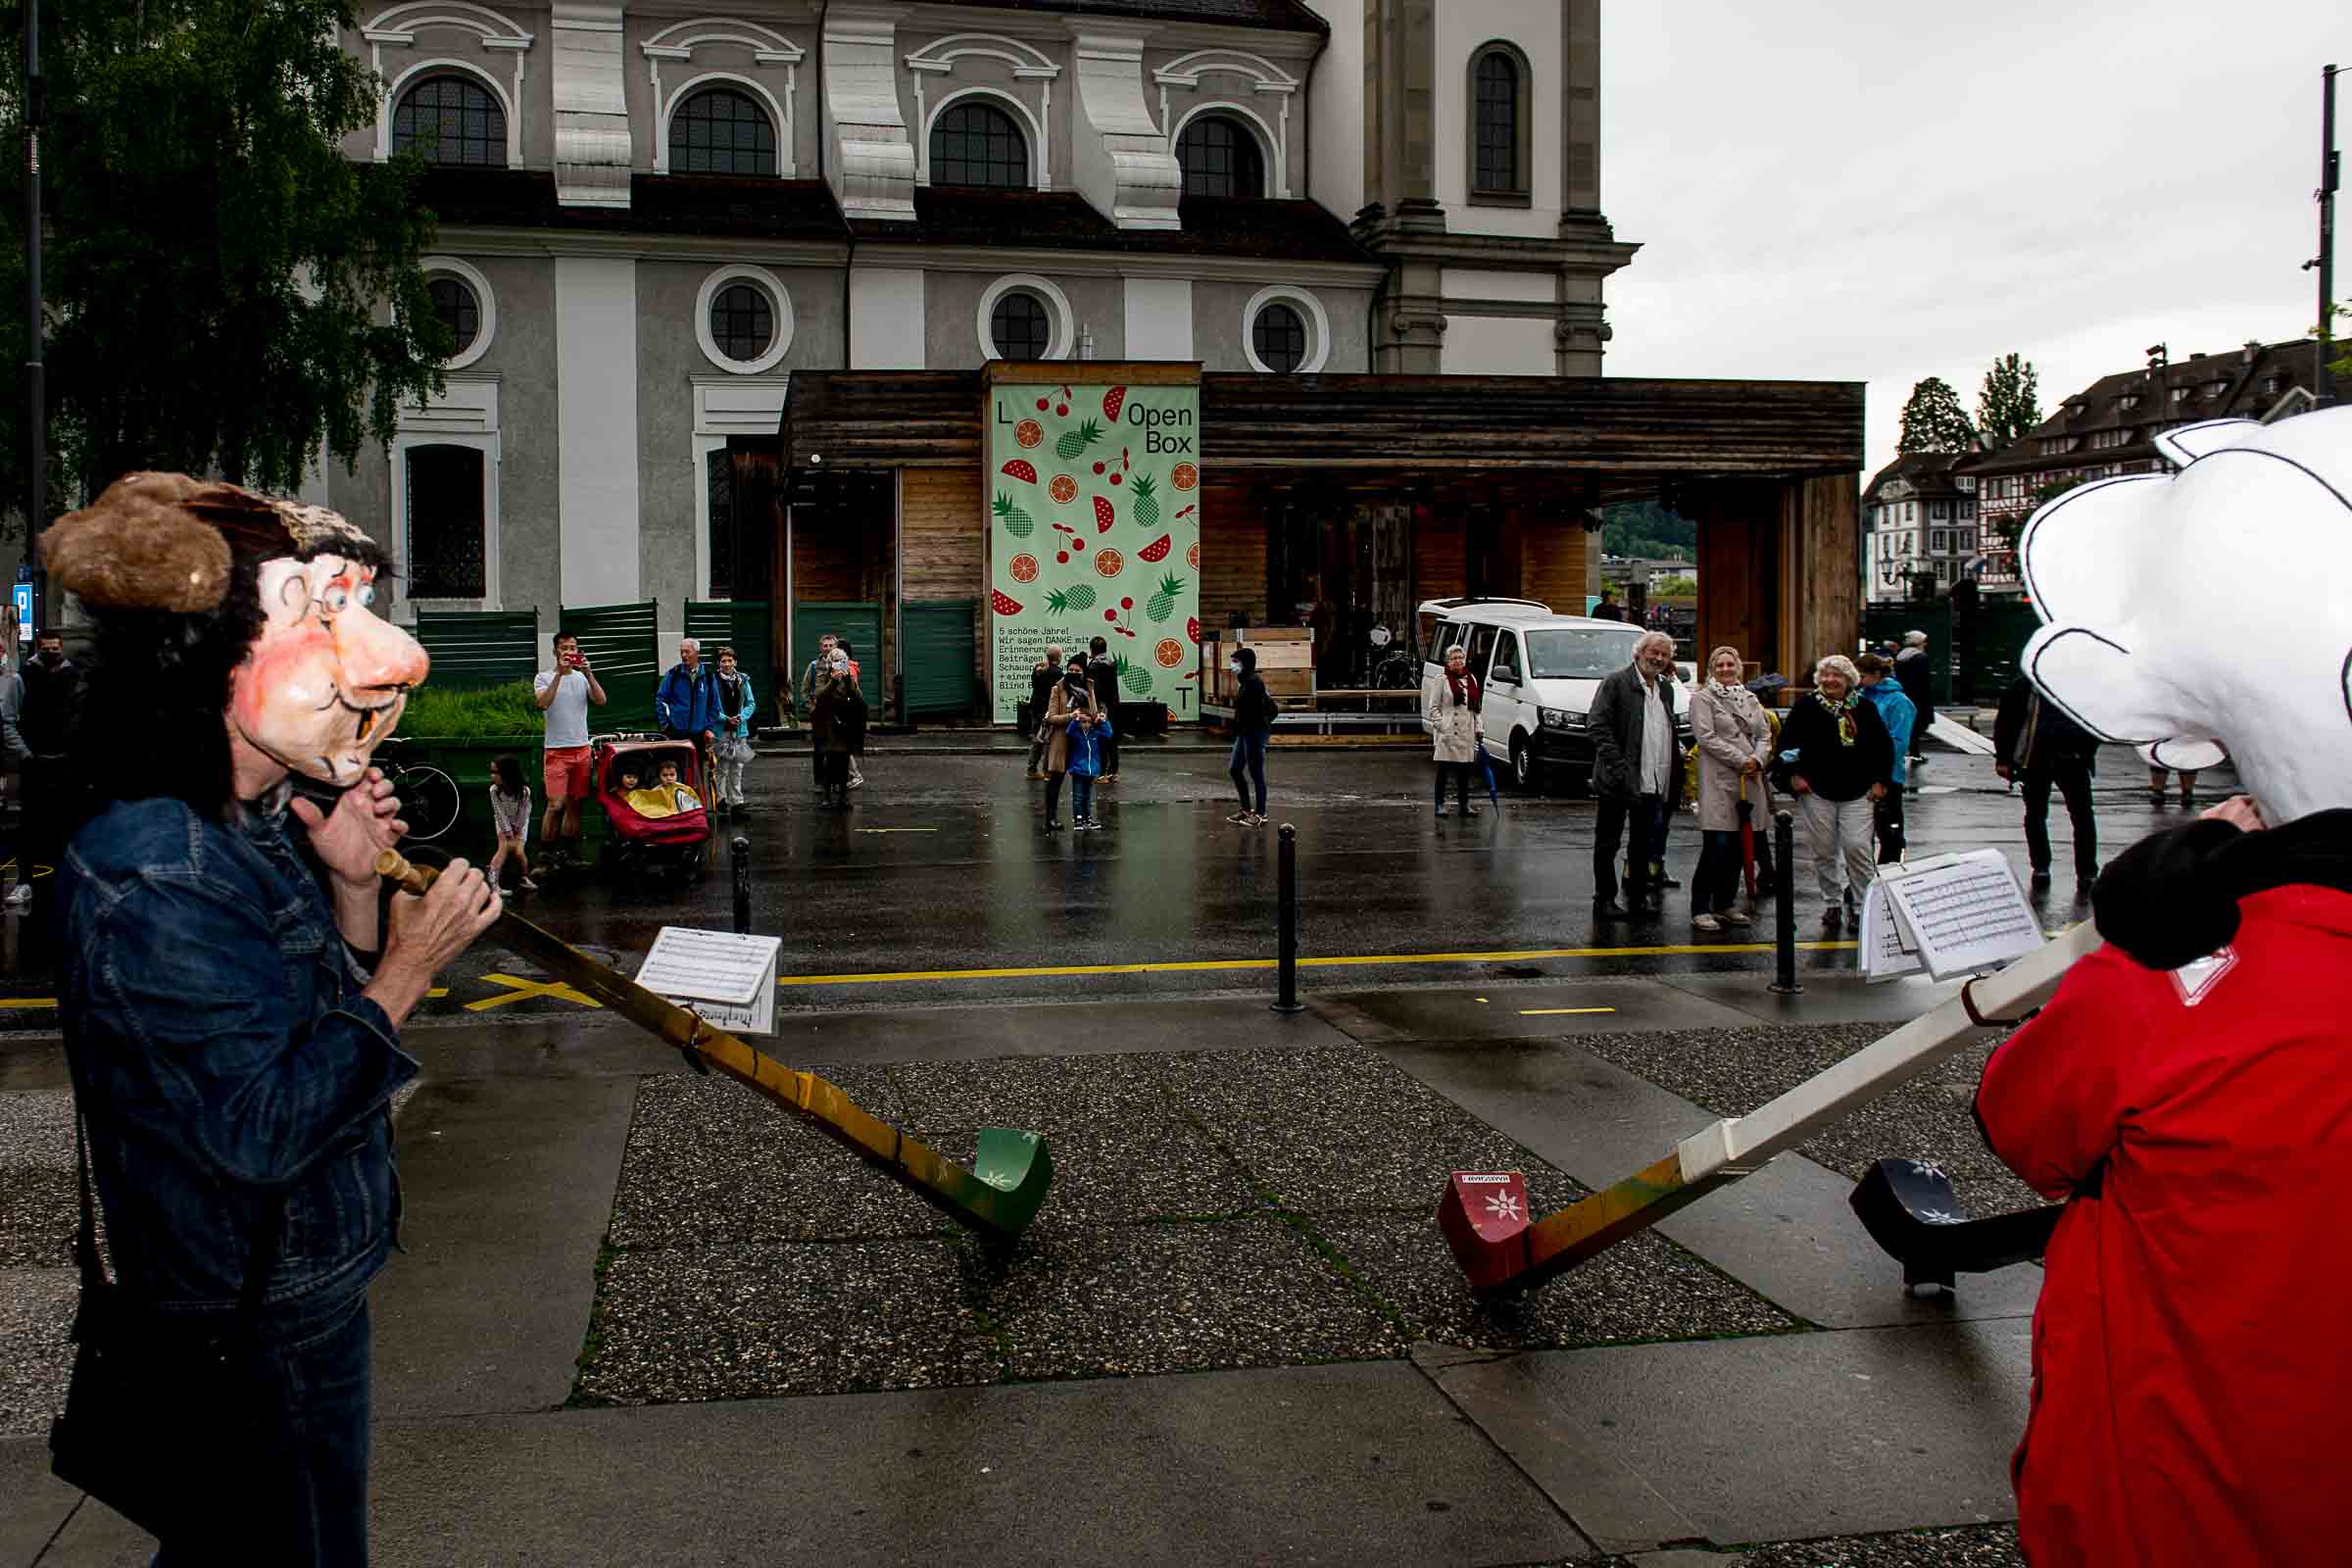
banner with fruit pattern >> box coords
[986,374,1201,724]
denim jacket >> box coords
[59,796,417,1316]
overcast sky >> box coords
[1601,1,2346,477]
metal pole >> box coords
[731,834,752,935]
[2320,63,2340,405]
[1768,809,1802,996]
[24,0,44,620]
[1271,822,1303,1013]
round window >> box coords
[990,291,1052,362]
[427,275,480,357]
[1251,302,1307,373]
[709,282,775,364]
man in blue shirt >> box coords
[656,635,718,746]
[1857,652,1917,864]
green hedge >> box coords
[397,680,545,741]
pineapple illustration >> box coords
[1044,583,1098,614]
[1130,471,1160,527]
[1145,571,1187,624]
[1116,653,1152,697]
[1054,418,1104,462]
[993,492,1035,539]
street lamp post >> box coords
[2318,63,2339,405]
[22,0,43,626]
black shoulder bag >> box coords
[49,1102,285,1540]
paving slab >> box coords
[1320,980,1763,1043]
[1510,1321,2029,1546]
[362,1362,1599,1568]
[768,995,1355,1063]
[368,1073,638,1419]
[0,1267,74,1441]
[0,1433,93,1565]
[1378,1039,2042,1328]
[1651,972,1970,1026]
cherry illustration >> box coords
[1121,597,1134,610]
[1036,397,1049,411]
[1056,551,1069,564]
[1055,403,1069,416]
[1093,462,1106,474]
[1103,609,1117,621]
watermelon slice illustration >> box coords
[1002,459,1039,483]
[1102,386,1127,421]
[1092,496,1116,533]
[990,589,1023,616]
[1137,533,1172,563]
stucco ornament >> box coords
[40,472,429,786]
[2015,407,2352,824]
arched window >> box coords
[1176,115,1266,199]
[930,101,1028,189]
[989,291,1052,361]
[669,87,776,176]
[1468,44,1529,201]
[392,75,507,168]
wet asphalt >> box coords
[0,738,2229,1023]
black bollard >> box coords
[1271,822,1304,1014]
[1768,810,1802,995]
[731,835,753,936]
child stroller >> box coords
[592,734,711,886]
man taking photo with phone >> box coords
[535,631,607,866]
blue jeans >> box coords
[154,1290,373,1567]
[1228,733,1268,813]
[1071,773,1096,821]
[1692,829,1743,915]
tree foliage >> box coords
[1974,353,2041,452]
[0,0,448,530]
[1599,501,1695,562]
[1896,377,1976,454]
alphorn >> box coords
[1440,920,2100,1296]
[374,849,1053,1237]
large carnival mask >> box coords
[2017,406,2352,824]
[38,472,430,786]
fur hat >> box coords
[39,472,378,614]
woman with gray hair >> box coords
[1770,653,1894,932]
[1427,643,1484,818]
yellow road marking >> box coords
[776,942,1859,988]
[1519,1006,1618,1016]
[0,997,55,1008]
[466,972,605,1012]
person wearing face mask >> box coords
[809,651,863,810]
[1226,646,1274,826]
[20,628,85,907]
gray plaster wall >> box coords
[621,13,820,176]
[1191,280,1372,374]
[480,257,562,627]
[636,260,847,642]
[340,7,557,170]
[925,270,1124,370]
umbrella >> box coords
[1739,772,1759,906]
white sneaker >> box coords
[518,877,539,892]
[848,774,863,789]
[1691,912,1723,932]
[4,885,28,908]
[1718,908,1752,927]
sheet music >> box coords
[1860,880,1926,983]
[636,927,782,1005]
[1878,850,2043,981]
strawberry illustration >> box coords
[1045,583,1098,614]
[1186,615,1200,645]
[1054,418,1104,462]
[1092,495,1116,534]
[1102,386,1127,422]
[1137,532,1172,564]
[1145,571,1186,624]
[993,492,1035,539]
[1130,471,1159,527]
[990,589,1023,616]
[1001,459,1038,483]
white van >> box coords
[1418,598,1690,793]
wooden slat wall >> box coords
[901,466,986,700]
[1519,517,1588,612]
[1692,480,1779,674]
[1199,480,1265,631]
[1414,502,1464,608]
[1788,472,1860,675]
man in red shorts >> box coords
[533,630,606,864]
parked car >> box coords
[1417,597,1691,793]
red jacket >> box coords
[1977,817,2352,1568]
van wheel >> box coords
[1510,734,1542,793]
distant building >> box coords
[1957,338,2352,595]
[1861,453,1977,604]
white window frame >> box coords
[390,438,501,614]
[977,273,1074,361]
[696,264,795,375]
[920,84,1049,191]
[1242,284,1330,374]
[1169,102,1281,198]
[692,376,791,599]
[380,58,522,168]
[419,255,497,371]
[658,72,793,179]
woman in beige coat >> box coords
[1427,644,1484,819]
[1040,662,1093,831]
[1687,645,1772,930]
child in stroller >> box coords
[593,734,711,885]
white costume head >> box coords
[2017,407,2352,824]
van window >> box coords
[1429,621,1465,664]
[1491,630,1520,683]
[1463,622,1498,677]
[1522,625,1644,679]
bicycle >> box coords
[374,737,463,844]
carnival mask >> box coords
[229,554,427,786]
[2019,407,2352,824]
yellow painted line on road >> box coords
[776,941,1859,989]
[0,997,55,1008]
[1519,1006,1618,1016]
[466,972,605,1012]
[856,827,940,834]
